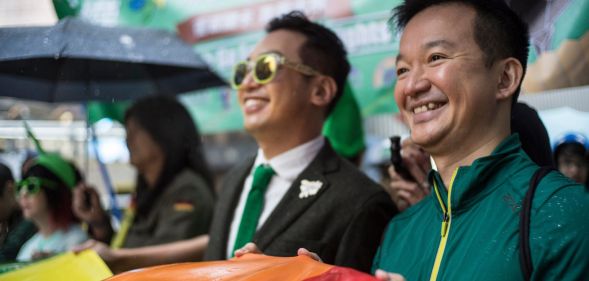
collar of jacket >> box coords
[428,134,526,216]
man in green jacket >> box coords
[372,0,589,280]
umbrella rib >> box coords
[50,18,69,102]
[49,54,66,103]
[144,64,163,96]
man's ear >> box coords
[496,57,523,101]
[310,76,337,107]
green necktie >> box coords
[232,164,275,255]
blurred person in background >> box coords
[0,162,37,262]
[16,154,87,261]
[553,132,589,186]
[73,96,215,257]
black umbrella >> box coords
[0,17,226,103]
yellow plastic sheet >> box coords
[0,250,113,281]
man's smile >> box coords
[242,96,270,114]
[412,102,445,114]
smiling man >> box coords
[372,0,589,280]
[203,11,396,272]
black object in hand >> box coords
[390,136,416,181]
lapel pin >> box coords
[299,180,323,199]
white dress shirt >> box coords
[226,135,325,258]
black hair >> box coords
[391,0,529,102]
[511,102,553,167]
[266,11,351,115]
[124,96,214,216]
[554,143,588,166]
[0,162,14,197]
[24,163,78,229]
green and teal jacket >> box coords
[373,134,589,281]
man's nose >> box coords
[238,70,262,92]
[402,67,431,97]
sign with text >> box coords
[177,0,353,43]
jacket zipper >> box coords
[429,168,458,281]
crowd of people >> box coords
[1,0,588,280]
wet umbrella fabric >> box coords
[0,17,226,103]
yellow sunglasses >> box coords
[230,52,322,90]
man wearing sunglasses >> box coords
[204,11,396,272]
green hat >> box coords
[323,82,366,159]
[33,154,76,189]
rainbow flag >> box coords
[107,254,376,281]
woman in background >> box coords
[16,154,87,261]
[74,96,215,249]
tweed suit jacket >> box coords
[204,142,396,272]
